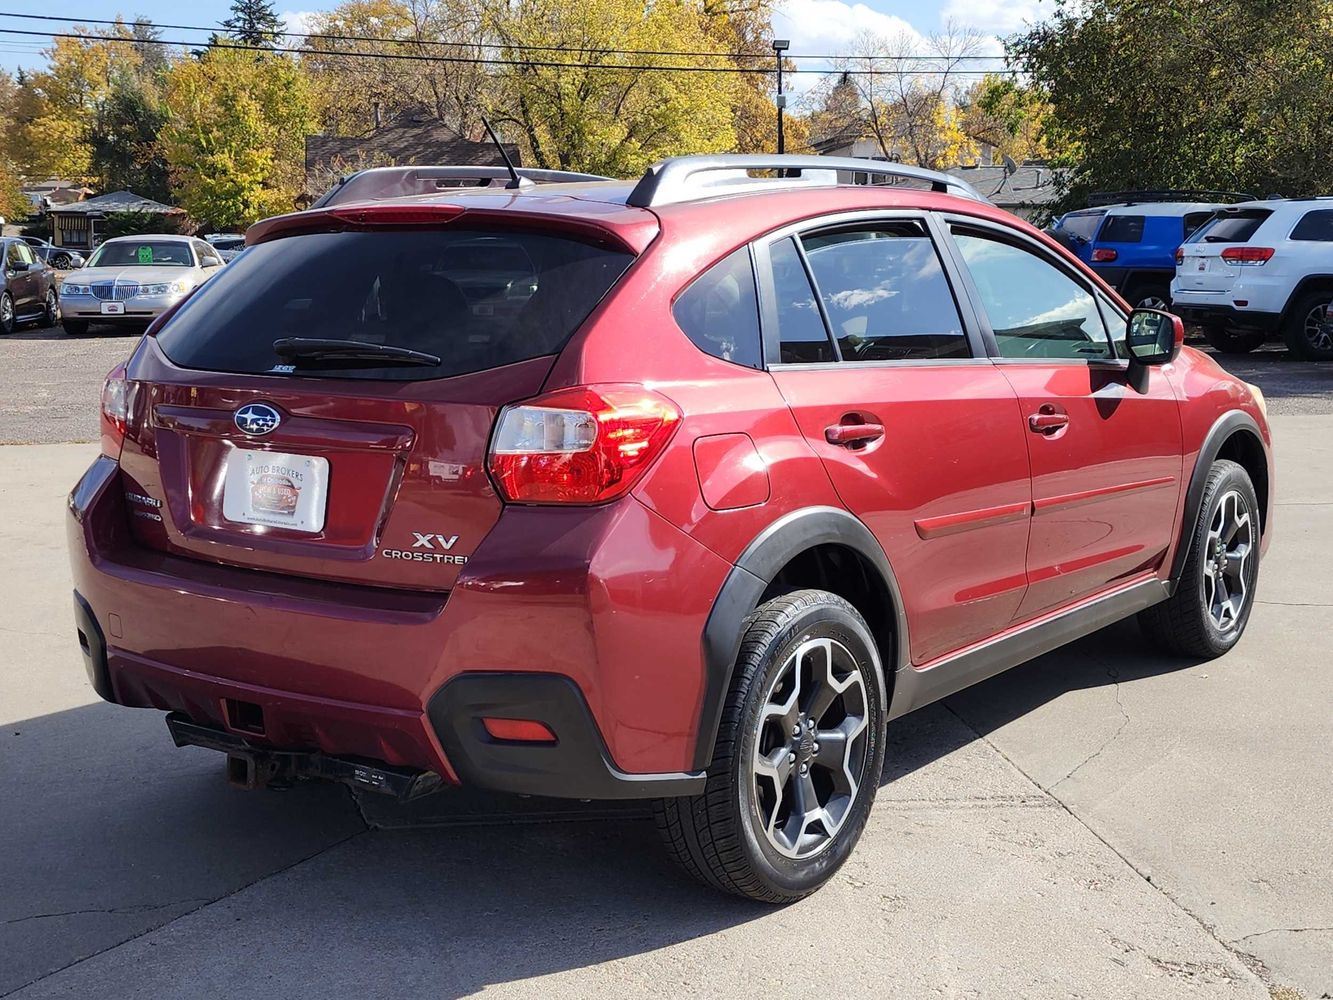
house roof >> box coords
[51,191,180,215]
[305,113,520,185]
[945,163,1066,207]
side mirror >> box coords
[201,257,220,268]
[1126,308,1184,366]
[28,261,45,272]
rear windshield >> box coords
[1190,210,1272,244]
[157,229,634,381]
[89,241,193,267]
[1098,215,1145,243]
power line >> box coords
[0,26,1019,76]
[0,11,1012,64]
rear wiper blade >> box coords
[272,338,441,368]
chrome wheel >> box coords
[1303,301,1333,353]
[45,290,59,325]
[1138,294,1170,310]
[0,293,13,333]
[1203,489,1254,631]
[751,636,870,860]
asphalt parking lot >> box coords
[1,326,1330,999]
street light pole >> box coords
[772,39,790,154]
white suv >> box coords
[1172,199,1333,360]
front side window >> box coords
[1291,210,1333,242]
[953,230,1112,361]
[769,237,835,364]
[673,247,763,369]
[5,242,22,268]
[13,241,36,265]
[799,222,968,362]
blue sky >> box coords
[0,1,1050,75]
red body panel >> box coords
[69,179,1275,791]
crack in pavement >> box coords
[1235,926,1333,943]
[1256,600,1333,608]
[1049,661,1131,791]
[4,900,214,926]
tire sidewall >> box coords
[1284,292,1333,360]
[729,598,885,898]
[1191,463,1261,653]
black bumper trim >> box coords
[165,713,443,800]
[73,591,114,703]
[427,673,705,800]
[1175,304,1281,332]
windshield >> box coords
[156,228,635,381]
[88,241,193,267]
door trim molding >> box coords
[914,500,1031,539]
[1034,475,1177,516]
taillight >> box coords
[1174,247,1185,265]
[1220,246,1275,266]
[100,363,129,456]
[488,384,681,504]
[1092,247,1118,262]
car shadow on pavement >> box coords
[2,616,1199,997]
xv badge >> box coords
[412,532,461,551]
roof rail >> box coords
[626,154,987,208]
[311,165,614,209]
[1087,189,1254,207]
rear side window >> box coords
[1099,215,1145,243]
[157,229,634,381]
[1191,210,1272,244]
[768,237,835,364]
[1060,212,1103,242]
[1291,210,1333,242]
[673,247,762,369]
[800,222,968,361]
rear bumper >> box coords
[1173,302,1281,333]
[67,457,716,799]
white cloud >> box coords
[773,0,928,54]
[940,0,1052,37]
[279,10,321,40]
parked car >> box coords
[68,155,1274,903]
[1045,206,1108,259]
[1173,198,1333,359]
[1,237,60,333]
[1086,201,1231,309]
[58,234,225,336]
[20,236,86,270]
[205,234,246,261]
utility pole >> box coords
[772,39,790,154]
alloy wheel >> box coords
[1303,301,1333,353]
[1203,489,1254,631]
[0,294,13,332]
[751,636,870,860]
[1138,295,1170,310]
[46,290,59,324]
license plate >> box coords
[1195,258,1210,272]
[222,448,329,533]
[100,301,125,315]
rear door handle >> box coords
[1028,411,1070,433]
[825,422,885,446]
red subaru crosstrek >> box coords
[68,156,1273,902]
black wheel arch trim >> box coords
[1169,409,1268,593]
[694,505,905,771]
[1279,275,1333,327]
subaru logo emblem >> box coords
[235,403,281,436]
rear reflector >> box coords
[488,384,681,504]
[1220,246,1275,265]
[1092,247,1118,262]
[481,718,557,743]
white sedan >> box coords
[59,235,225,335]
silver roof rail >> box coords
[312,165,614,209]
[626,154,986,208]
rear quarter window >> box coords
[156,229,634,381]
[1098,215,1145,243]
[672,247,763,369]
[1291,210,1333,242]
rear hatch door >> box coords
[1176,208,1273,293]
[118,213,641,590]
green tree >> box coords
[221,0,285,47]
[956,74,1053,165]
[489,0,740,175]
[162,48,317,228]
[1010,0,1333,213]
[88,81,171,201]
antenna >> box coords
[480,115,523,190]
[1002,154,1019,176]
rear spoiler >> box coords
[310,166,613,210]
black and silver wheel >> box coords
[1282,291,1333,361]
[0,292,14,335]
[52,252,73,270]
[39,288,59,329]
[655,590,885,902]
[1140,459,1260,658]
[1203,324,1266,355]
[1132,284,1171,311]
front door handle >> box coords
[1028,407,1070,433]
[825,422,885,447]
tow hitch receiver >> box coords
[166,713,442,800]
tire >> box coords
[62,319,89,337]
[52,253,73,270]
[0,292,14,335]
[1129,282,1172,312]
[1203,324,1266,355]
[1139,459,1260,658]
[654,589,886,903]
[38,288,59,329]
[1281,290,1333,361]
